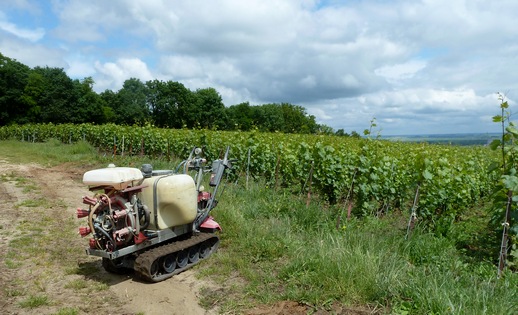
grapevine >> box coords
[0,123,499,232]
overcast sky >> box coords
[1,0,516,135]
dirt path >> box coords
[0,160,218,315]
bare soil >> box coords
[0,160,218,315]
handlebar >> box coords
[175,147,238,174]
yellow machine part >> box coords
[139,174,197,230]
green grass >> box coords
[18,294,50,308]
[4,258,18,269]
[64,279,89,291]
[13,176,39,192]
[0,139,198,173]
[15,197,48,208]
[91,282,110,291]
[0,139,98,166]
[4,287,25,297]
[52,307,79,315]
[1,139,516,314]
[202,181,518,314]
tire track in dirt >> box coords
[0,160,218,315]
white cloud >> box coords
[1,0,42,14]
[375,60,427,84]
[301,88,502,135]
[158,55,205,79]
[0,36,66,68]
[0,11,44,42]
[2,0,518,134]
[341,74,361,89]
[308,107,332,121]
[299,75,317,89]
[65,54,96,78]
[94,58,154,92]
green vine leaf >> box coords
[505,125,518,136]
[502,174,518,191]
[422,170,433,180]
[489,139,501,151]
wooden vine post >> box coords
[121,135,125,157]
[112,135,117,157]
[306,161,314,208]
[246,148,251,190]
[336,168,357,229]
[498,190,512,278]
[274,148,281,191]
[405,183,420,240]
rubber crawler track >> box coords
[134,232,219,282]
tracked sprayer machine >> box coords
[76,147,233,282]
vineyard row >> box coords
[0,123,500,230]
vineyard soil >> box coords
[0,160,217,315]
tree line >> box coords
[0,52,359,136]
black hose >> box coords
[94,223,116,251]
[139,204,150,230]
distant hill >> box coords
[382,133,500,146]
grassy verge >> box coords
[0,140,190,314]
[0,140,123,314]
[0,139,98,166]
[202,181,518,314]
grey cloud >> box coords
[3,0,517,135]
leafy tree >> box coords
[193,87,227,129]
[255,103,285,132]
[70,77,105,123]
[101,104,116,123]
[280,103,318,134]
[0,51,335,136]
[117,78,150,125]
[31,66,76,123]
[146,80,193,128]
[99,89,120,123]
[350,130,361,138]
[317,124,335,135]
[336,128,366,137]
[226,102,257,131]
[0,53,30,125]
[335,129,347,136]
[227,102,323,134]
[19,71,44,123]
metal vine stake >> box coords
[494,92,513,278]
[405,183,420,240]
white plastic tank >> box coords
[83,165,143,190]
[139,174,197,230]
